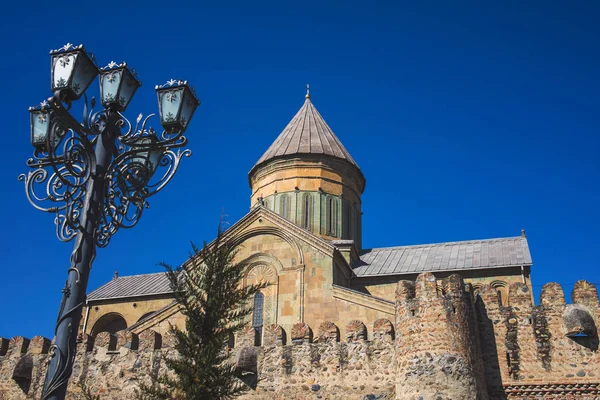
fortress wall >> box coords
[1,274,598,400]
[478,279,600,399]
[0,319,395,400]
[394,272,487,400]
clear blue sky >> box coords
[0,1,598,339]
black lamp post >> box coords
[19,43,200,400]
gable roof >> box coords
[87,272,172,302]
[250,97,359,174]
[353,236,532,277]
[87,206,350,301]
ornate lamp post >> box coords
[19,44,200,400]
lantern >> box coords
[99,62,141,111]
[29,102,51,149]
[155,80,200,133]
[50,44,98,101]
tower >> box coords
[248,90,366,250]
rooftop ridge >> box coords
[105,271,166,280]
[361,235,526,253]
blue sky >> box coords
[0,1,598,339]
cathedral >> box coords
[83,91,534,341]
[1,92,599,399]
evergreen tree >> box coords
[137,222,266,400]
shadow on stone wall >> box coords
[475,295,506,399]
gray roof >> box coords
[87,272,173,301]
[353,236,532,277]
[251,97,359,172]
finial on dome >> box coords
[305,84,310,99]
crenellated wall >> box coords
[1,273,598,400]
[477,279,600,399]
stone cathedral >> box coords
[1,93,599,400]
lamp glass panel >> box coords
[118,72,139,110]
[30,110,50,146]
[100,70,123,105]
[71,54,96,97]
[131,137,163,176]
[159,88,183,124]
[147,148,163,174]
[52,52,78,90]
[179,90,197,130]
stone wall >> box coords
[1,273,598,400]
[476,278,600,399]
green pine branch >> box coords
[136,220,267,400]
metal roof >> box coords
[251,97,359,172]
[353,236,532,277]
[87,272,173,301]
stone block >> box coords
[238,325,256,347]
[162,329,178,348]
[263,324,285,346]
[572,281,599,309]
[94,332,117,350]
[291,322,312,343]
[396,280,415,301]
[317,321,339,343]
[29,336,50,354]
[346,320,367,342]
[540,282,565,308]
[508,283,532,308]
[443,274,464,300]
[415,272,438,300]
[477,284,501,309]
[373,319,394,342]
[138,330,162,351]
[9,336,30,355]
[116,330,139,350]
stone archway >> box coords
[91,312,128,336]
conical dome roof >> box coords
[251,96,359,172]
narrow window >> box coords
[327,197,337,236]
[279,195,290,220]
[252,292,264,346]
[497,290,503,307]
[302,194,312,230]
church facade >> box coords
[1,94,599,399]
[83,92,535,342]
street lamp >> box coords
[18,43,200,400]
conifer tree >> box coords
[137,222,266,400]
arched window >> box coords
[90,313,128,336]
[302,194,312,230]
[497,290,503,307]
[326,197,337,236]
[252,292,264,346]
[279,195,290,220]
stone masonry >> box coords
[1,273,599,399]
